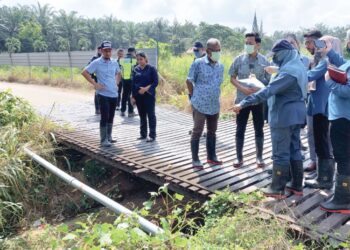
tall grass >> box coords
[0,90,55,236]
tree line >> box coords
[1,3,349,55]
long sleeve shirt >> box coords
[307,59,330,116]
[326,49,350,121]
[239,73,306,128]
[132,64,158,98]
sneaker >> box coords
[137,136,147,140]
[128,112,137,117]
[146,137,155,142]
[192,160,204,169]
[120,112,125,117]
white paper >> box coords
[238,77,266,89]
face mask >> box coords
[210,51,221,62]
[272,53,283,66]
[194,51,201,58]
[244,44,255,54]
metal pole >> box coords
[24,148,163,236]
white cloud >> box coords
[1,0,350,34]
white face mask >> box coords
[244,44,255,54]
[210,51,221,62]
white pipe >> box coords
[24,147,164,235]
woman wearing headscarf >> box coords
[131,51,158,142]
[233,40,307,199]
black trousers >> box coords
[116,81,123,108]
[236,104,264,140]
[313,114,332,159]
[330,118,350,175]
[98,94,117,127]
[121,79,134,113]
[135,93,156,138]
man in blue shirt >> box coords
[82,41,121,147]
[229,32,271,169]
[319,42,350,214]
[303,30,334,190]
[233,40,307,199]
[186,38,224,168]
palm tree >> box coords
[124,21,140,47]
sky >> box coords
[1,0,349,34]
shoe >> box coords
[206,136,222,166]
[261,163,290,199]
[304,161,316,172]
[146,137,155,142]
[128,112,137,117]
[192,160,204,169]
[120,112,125,117]
[304,159,335,190]
[256,137,265,168]
[137,136,147,140]
[320,174,350,214]
[286,160,304,196]
[233,137,244,168]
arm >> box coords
[186,61,198,96]
[81,69,103,90]
[327,49,347,67]
[229,60,258,95]
[307,59,328,81]
[148,67,159,93]
[239,74,296,108]
[326,79,350,98]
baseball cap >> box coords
[193,41,204,50]
[100,41,112,49]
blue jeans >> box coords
[271,125,302,166]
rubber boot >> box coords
[100,126,112,147]
[320,175,350,214]
[261,163,290,199]
[206,136,222,166]
[304,159,335,190]
[191,140,203,169]
[286,160,304,196]
[233,137,244,168]
[255,137,265,168]
[107,123,117,143]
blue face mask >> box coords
[194,51,201,58]
[272,53,283,66]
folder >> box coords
[327,65,347,85]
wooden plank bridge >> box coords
[48,103,350,243]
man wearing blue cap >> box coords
[233,40,307,199]
[82,41,121,147]
[193,41,206,59]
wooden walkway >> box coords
[49,104,350,243]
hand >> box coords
[320,36,333,55]
[325,71,331,81]
[131,97,136,106]
[242,87,259,95]
[94,82,105,90]
[232,104,242,114]
[264,66,279,74]
[138,87,147,95]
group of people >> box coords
[186,30,350,214]
[82,41,159,147]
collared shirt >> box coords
[132,64,158,97]
[85,57,120,98]
[187,55,224,115]
[229,53,271,103]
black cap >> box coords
[128,47,136,53]
[193,41,204,49]
[100,41,112,49]
[303,30,323,39]
[272,39,294,53]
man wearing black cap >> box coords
[120,47,137,117]
[82,41,121,147]
[88,46,102,114]
[233,40,307,199]
[193,41,206,59]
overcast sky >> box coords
[1,0,349,34]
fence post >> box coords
[27,53,32,79]
[47,51,52,80]
[9,52,13,75]
[68,51,73,82]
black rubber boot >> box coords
[261,163,290,199]
[304,159,335,190]
[191,140,203,169]
[320,175,350,214]
[233,137,244,168]
[286,160,304,196]
[100,126,111,147]
[107,123,117,143]
[255,137,265,168]
[206,136,222,166]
